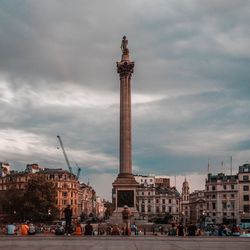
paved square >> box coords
[0,236,250,250]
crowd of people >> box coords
[0,221,246,237]
[0,205,246,237]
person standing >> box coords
[122,205,131,235]
[177,222,185,236]
[64,204,72,236]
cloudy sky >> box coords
[0,0,250,200]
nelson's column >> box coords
[112,36,139,215]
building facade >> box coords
[238,163,250,223]
[180,178,190,225]
[0,163,104,220]
[189,190,206,225]
[134,175,180,222]
[205,173,239,224]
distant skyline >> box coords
[0,0,250,200]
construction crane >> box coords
[57,135,73,174]
[75,162,81,179]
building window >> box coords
[213,212,216,216]
[150,179,153,182]
[243,205,249,213]
[162,199,165,204]
[231,202,235,209]
[223,212,227,216]
[207,186,209,191]
[222,202,227,209]
[148,199,151,203]
[141,205,145,213]
[212,203,216,210]
[148,205,151,212]
[156,207,160,213]
[169,207,172,213]
[63,192,68,197]
[169,199,172,204]
[243,195,249,201]
[148,192,150,195]
[142,192,144,195]
[162,206,166,212]
[243,185,249,191]
[212,186,216,191]
[207,203,209,210]
[156,199,159,203]
[231,194,235,198]
[223,185,226,190]
[231,185,235,190]
[176,200,178,205]
[142,199,144,204]
[243,175,249,181]
[223,194,227,199]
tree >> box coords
[0,186,24,222]
[22,174,59,221]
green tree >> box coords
[22,174,59,221]
[0,186,24,221]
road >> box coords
[0,236,250,250]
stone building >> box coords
[78,183,96,217]
[0,163,103,220]
[238,163,250,223]
[95,196,106,219]
[189,190,206,225]
[205,173,239,224]
[180,178,190,225]
[134,175,180,222]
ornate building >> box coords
[205,173,239,224]
[180,178,190,225]
[238,163,250,223]
[189,190,206,225]
[134,175,180,222]
[0,163,104,220]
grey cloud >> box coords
[1,0,250,196]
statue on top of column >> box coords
[121,36,129,55]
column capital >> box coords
[117,61,134,77]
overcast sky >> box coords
[0,0,250,200]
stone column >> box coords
[118,61,134,177]
[112,37,139,215]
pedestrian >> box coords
[177,222,185,236]
[28,223,36,235]
[218,224,225,236]
[231,224,240,236]
[84,221,93,235]
[63,204,72,236]
[74,222,83,236]
[20,221,29,236]
[187,224,197,236]
[6,222,17,235]
[122,205,131,235]
[111,224,120,235]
